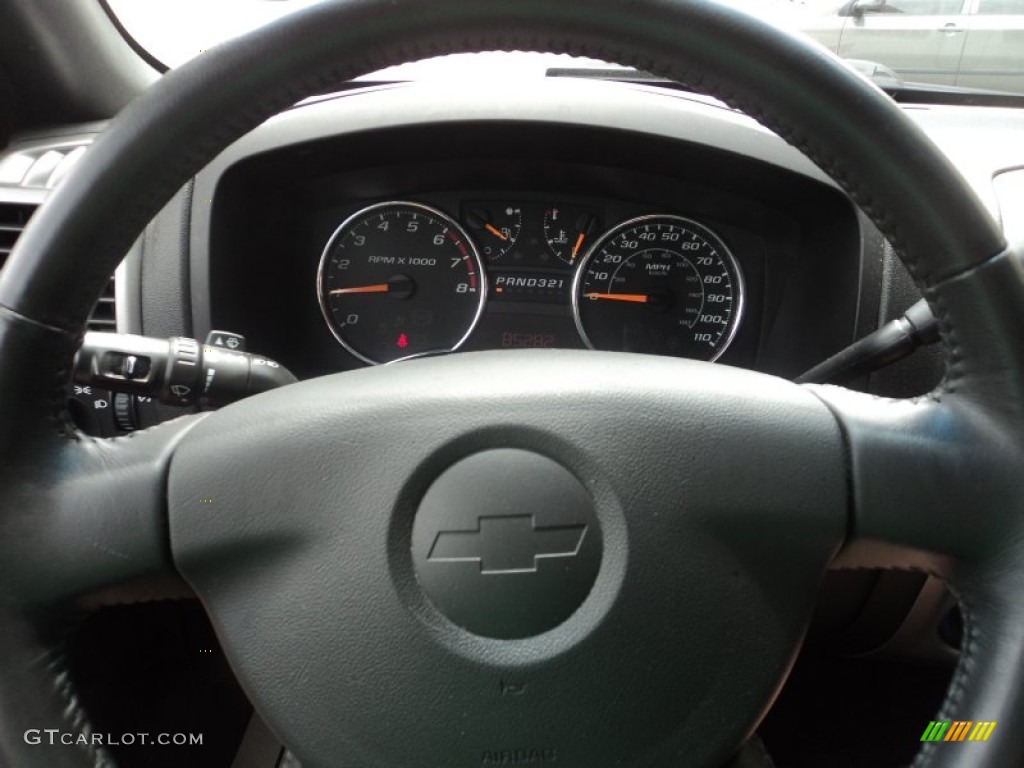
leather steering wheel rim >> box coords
[1,1,1023,766]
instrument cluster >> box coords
[318,199,744,365]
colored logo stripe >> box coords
[944,721,972,741]
[921,720,997,742]
[969,722,997,742]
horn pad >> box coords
[412,449,602,639]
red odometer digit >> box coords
[317,201,487,364]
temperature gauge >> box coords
[543,205,600,265]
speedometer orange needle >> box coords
[484,223,508,241]
[585,292,649,303]
[329,283,390,295]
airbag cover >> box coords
[168,350,845,768]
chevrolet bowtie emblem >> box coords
[428,514,587,574]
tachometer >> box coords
[572,215,743,360]
[317,201,486,364]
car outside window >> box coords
[974,0,1024,13]
[864,0,964,14]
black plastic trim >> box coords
[96,0,170,75]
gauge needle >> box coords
[329,283,390,295]
[585,292,649,303]
[570,232,586,262]
[484,223,508,241]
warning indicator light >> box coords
[396,333,409,349]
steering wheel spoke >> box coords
[0,413,203,610]
[808,382,1024,572]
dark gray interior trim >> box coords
[0,1,156,127]
[115,238,142,335]
[141,182,194,339]
[993,168,1024,249]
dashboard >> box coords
[201,97,866,381]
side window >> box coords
[975,0,1024,13]
[867,0,963,13]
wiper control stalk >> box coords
[73,331,296,408]
[796,299,939,385]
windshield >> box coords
[107,0,1024,95]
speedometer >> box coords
[317,201,486,364]
[572,215,743,361]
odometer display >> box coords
[572,215,744,360]
[317,201,486,364]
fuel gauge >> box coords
[464,203,522,261]
[543,205,600,265]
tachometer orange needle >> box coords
[584,292,649,304]
[570,233,586,262]
[329,283,390,295]
[484,223,508,241]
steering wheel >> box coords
[2,1,1022,766]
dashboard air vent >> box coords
[0,202,37,271]
[87,277,117,332]
[0,202,116,330]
